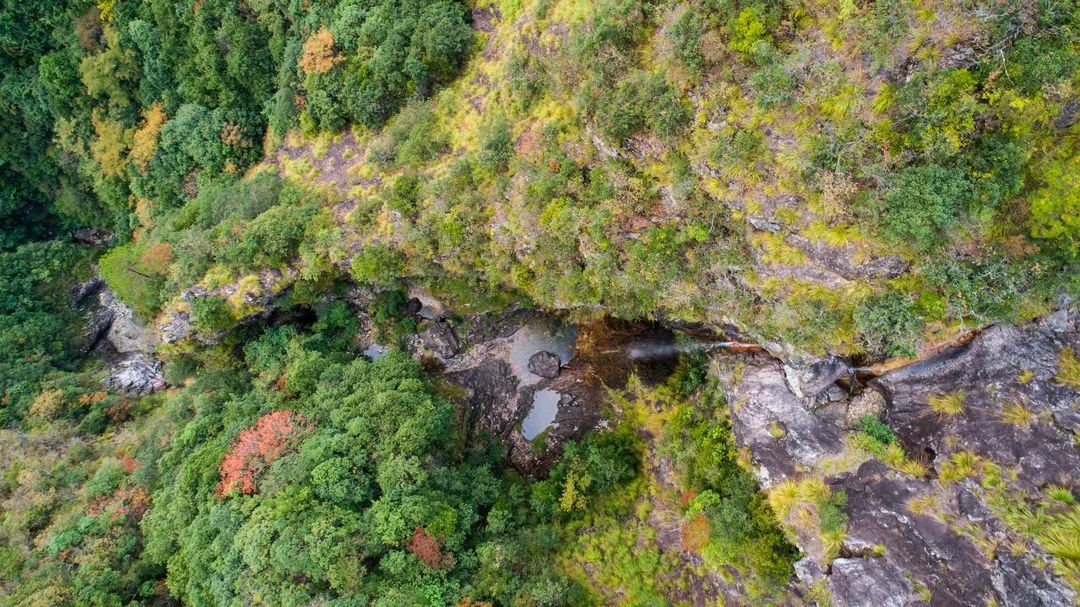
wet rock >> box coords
[785,355,849,399]
[103,353,166,396]
[460,308,536,343]
[73,280,153,356]
[527,350,561,378]
[419,320,460,360]
[826,557,923,607]
[403,297,423,316]
[406,286,447,320]
[813,400,848,428]
[447,359,521,440]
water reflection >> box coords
[522,389,561,440]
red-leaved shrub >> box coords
[218,410,310,497]
[680,513,710,553]
[409,526,452,569]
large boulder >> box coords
[527,350,561,378]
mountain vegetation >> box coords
[1,0,1078,604]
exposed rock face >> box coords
[157,267,299,346]
[158,310,195,344]
[103,352,166,396]
[417,320,460,360]
[785,355,849,400]
[448,359,521,441]
[826,556,924,607]
[72,276,105,306]
[440,310,603,474]
[72,277,169,397]
[875,320,1080,493]
[787,234,910,281]
[527,350,561,378]
[71,227,114,247]
[718,308,1080,606]
[1055,99,1079,129]
[99,289,151,354]
[726,354,845,487]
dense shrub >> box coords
[854,292,924,357]
[1029,153,1079,253]
[189,296,235,334]
[879,164,971,250]
[587,71,691,142]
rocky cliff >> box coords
[718,307,1080,606]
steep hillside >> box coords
[1,0,1078,606]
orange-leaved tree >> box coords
[218,410,310,497]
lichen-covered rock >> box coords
[158,310,195,345]
[719,309,1080,606]
[102,353,166,396]
[723,354,845,487]
[826,557,925,607]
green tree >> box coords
[879,164,971,249]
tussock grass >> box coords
[1000,402,1034,426]
[1057,347,1080,389]
[927,391,965,416]
[906,493,939,516]
[938,451,977,484]
[1041,509,1080,562]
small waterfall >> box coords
[623,339,746,360]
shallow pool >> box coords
[522,389,561,440]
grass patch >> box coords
[938,450,978,484]
[1000,402,1034,426]
[928,391,965,416]
[768,477,848,562]
[1057,347,1080,389]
